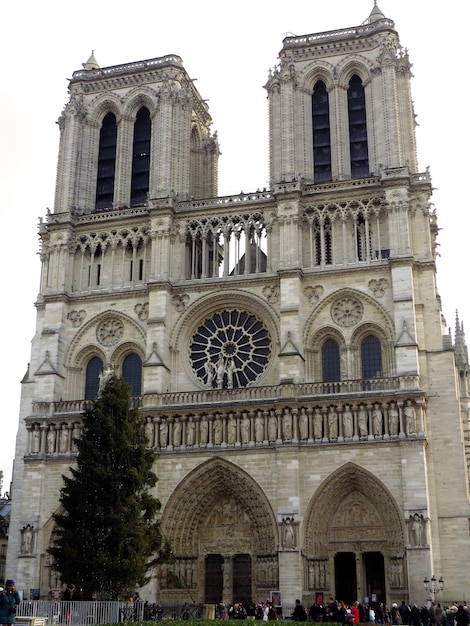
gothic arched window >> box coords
[348,75,369,178]
[85,356,103,399]
[361,335,382,378]
[130,107,151,207]
[122,353,142,396]
[312,80,332,183]
[322,339,341,382]
[95,112,117,210]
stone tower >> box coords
[8,3,470,608]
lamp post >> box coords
[423,575,444,602]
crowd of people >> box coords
[293,598,470,626]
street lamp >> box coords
[423,575,444,602]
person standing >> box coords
[0,579,21,625]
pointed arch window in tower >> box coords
[361,335,382,378]
[313,217,333,266]
[312,80,332,183]
[122,353,142,396]
[95,112,117,210]
[85,356,103,399]
[130,107,151,207]
[322,339,340,382]
[348,75,369,178]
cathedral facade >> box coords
[8,4,470,608]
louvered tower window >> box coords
[312,80,332,183]
[95,113,117,210]
[348,75,369,178]
[130,107,151,207]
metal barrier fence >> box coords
[17,601,207,624]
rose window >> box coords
[190,309,271,388]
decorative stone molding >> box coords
[68,309,86,327]
[134,302,149,321]
[304,285,324,305]
[262,285,279,304]
[368,278,389,298]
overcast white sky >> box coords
[1,1,469,493]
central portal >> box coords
[204,553,252,605]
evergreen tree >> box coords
[48,375,169,599]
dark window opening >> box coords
[131,107,151,207]
[95,112,117,210]
[361,335,382,378]
[348,75,369,178]
[313,80,332,183]
[85,356,103,399]
[122,353,142,396]
[322,339,341,382]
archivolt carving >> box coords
[304,462,404,558]
[161,457,277,556]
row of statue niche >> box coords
[145,400,419,448]
[256,557,279,586]
[29,422,82,455]
[204,354,236,389]
[307,559,329,590]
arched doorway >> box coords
[160,457,278,606]
[304,463,405,605]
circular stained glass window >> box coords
[190,309,271,388]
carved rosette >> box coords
[331,296,363,327]
[96,317,124,346]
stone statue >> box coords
[227,413,237,444]
[372,403,383,436]
[160,420,168,447]
[389,402,399,436]
[282,408,292,440]
[214,414,223,445]
[71,423,81,453]
[145,418,154,447]
[226,358,235,389]
[404,400,416,435]
[205,358,215,388]
[268,412,277,442]
[255,412,264,443]
[186,418,196,446]
[299,407,308,440]
[200,417,209,444]
[216,354,225,389]
[283,517,295,549]
[21,524,34,555]
[98,363,113,395]
[314,407,323,439]
[342,404,353,438]
[328,406,338,439]
[59,424,69,454]
[46,426,56,455]
[173,420,182,447]
[241,413,250,444]
[31,423,41,454]
[358,405,368,437]
[411,513,424,546]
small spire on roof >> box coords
[368,1,386,23]
[82,50,100,71]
